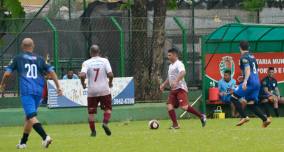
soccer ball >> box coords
[148,120,159,129]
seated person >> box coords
[218,69,236,103]
[63,70,79,79]
[259,67,284,117]
[218,69,237,117]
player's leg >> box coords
[246,101,271,128]
[87,97,98,136]
[278,96,284,104]
[30,95,52,148]
[270,96,279,117]
[231,85,249,126]
[260,97,271,117]
[17,118,33,149]
[167,90,179,129]
[246,88,271,128]
[179,89,206,127]
[101,95,112,136]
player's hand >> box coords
[0,84,5,92]
[172,81,178,89]
[109,82,113,88]
[242,81,247,91]
[57,88,63,96]
[219,92,225,96]
[237,75,244,82]
[159,83,165,92]
[82,83,87,89]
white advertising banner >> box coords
[47,77,135,108]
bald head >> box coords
[21,38,34,52]
[90,44,100,57]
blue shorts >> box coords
[220,95,231,103]
[234,82,260,103]
[21,95,42,119]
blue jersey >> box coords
[5,51,54,96]
[260,76,278,97]
[218,78,236,94]
[240,52,260,85]
[218,78,236,103]
[234,52,260,102]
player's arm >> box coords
[79,62,87,89]
[107,72,114,88]
[242,58,250,90]
[160,79,169,91]
[105,59,114,88]
[275,87,281,98]
[41,57,62,95]
[0,57,17,91]
[47,71,62,95]
[175,70,186,83]
[0,72,12,92]
[263,87,273,96]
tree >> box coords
[131,0,150,99]
[127,0,168,100]
[147,0,167,99]
[0,0,25,41]
[242,0,265,23]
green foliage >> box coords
[167,0,178,10]
[0,0,25,34]
[242,0,265,12]
[119,0,133,10]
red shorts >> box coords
[167,89,189,108]
[87,94,112,114]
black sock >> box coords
[33,123,47,140]
[20,133,29,144]
[247,104,267,122]
[231,96,246,118]
[274,108,279,117]
[262,102,271,117]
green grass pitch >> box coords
[0,118,284,152]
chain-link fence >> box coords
[2,3,284,101]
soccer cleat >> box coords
[102,124,111,136]
[200,114,207,127]
[236,116,250,126]
[16,143,27,149]
[262,118,271,128]
[168,125,180,129]
[90,130,97,137]
[42,136,52,148]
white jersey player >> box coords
[168,60,188,92]
[160,48,206,129]
[80,45,114,137]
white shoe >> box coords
[42,136,52,148]
[16,143,27,149]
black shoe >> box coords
[200,114,207,127]
[90,130,96,137]
[102,124,111,136]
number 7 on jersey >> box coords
[93,68,100,82]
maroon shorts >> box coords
[167,89,189,108]
[87,94,112,114]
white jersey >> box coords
[168,60,188,92]
[81,56,112,97]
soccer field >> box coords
[0,118,284,152]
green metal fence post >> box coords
[44,16,59,74]
[110,16,125,77]
[173,17,189,82]
[201,36,206,114]
[83,0,87,11]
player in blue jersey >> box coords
[230,41,271,127]
[0,38,62,149]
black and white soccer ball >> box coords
[148,120,159,129]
